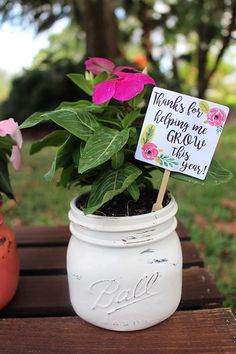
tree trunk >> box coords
[138,1,154,63]
[197,44,209,98]
[84,0,120,59]
[196,2,236,99]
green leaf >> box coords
[0,155,14,199]
[127,127,139,147]
[67,73,93,95]
[22,108,100,141]
[72,144,81,168]
[205,160,233,184]
[78,127,129,174]
[122,109,141,128]
[141,124,155,145]
[58,100,92,108]
[20,111,50,129]
[59,165,74,188]
[111,149,124,169]
[171,159,233,185]
[127,181,140,201]
[48,109,100,141]
[84,163,142,214]
[93,71,109,85]
[0,136,14,153]
[30,130,69,154]
[57,100,105,114]
[44,135,76,181]
[96,116,123,128]
[199,101,210,114]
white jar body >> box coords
[67,196,182,331]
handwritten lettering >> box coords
[153,92,185,113]
[154,109,189,133]
[180,161,204,175]
[187,101,203,117]
[192,124,207,135]
[89,272,159,315]
[135,87,229,180]
[172,146,190,161]
[167,130,206,150]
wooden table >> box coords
[0,223,235,353]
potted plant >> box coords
[21,57,232,331]
[0,118,22,310]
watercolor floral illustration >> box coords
[141,124,178,168]
[199,101,226,134]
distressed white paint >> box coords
[67,195,182,331]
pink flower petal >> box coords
[113,76,144,101]
[113,72,155,101]
[116,72,156,85]
[11,127,23,148]
[92,79,117,104]
[138,72,156,86]
[85,57,115,75]
[0,118,18,137]
[113,65,137,73]
[10,145,22,171]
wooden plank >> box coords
[14,225,70,246]
[0,308,235,353]
[177,220,191,240]
[14,221,190,246]
[18,241,203,276]
[19,246,67,275]
[182,241,203,268]
[180,267,223,310]
[0,268,222,318]
[0,275,74,318]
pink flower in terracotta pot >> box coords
[207,108,226,127]
[142,142,158,160]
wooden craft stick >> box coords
[152,169,171,212]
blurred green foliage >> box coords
[1,0,236,124]
[0,69,11,102]
[1,60,89,124]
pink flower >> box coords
[92,72,155,104]
[142,143,158,160]
[207,108,226,127]
[0,118,23,170]
[85,57,136,75]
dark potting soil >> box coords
[76,189,171,217]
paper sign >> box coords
[135,87,229,180]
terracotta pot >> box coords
[0,210,20,310]
[67,194,182,331]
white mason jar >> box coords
[67,195,182,331]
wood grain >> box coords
[0,267,222,318]
[14,225,70,246]
[0,308,235,353]
[1,224,234,354]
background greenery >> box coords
[1,0,236,121]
